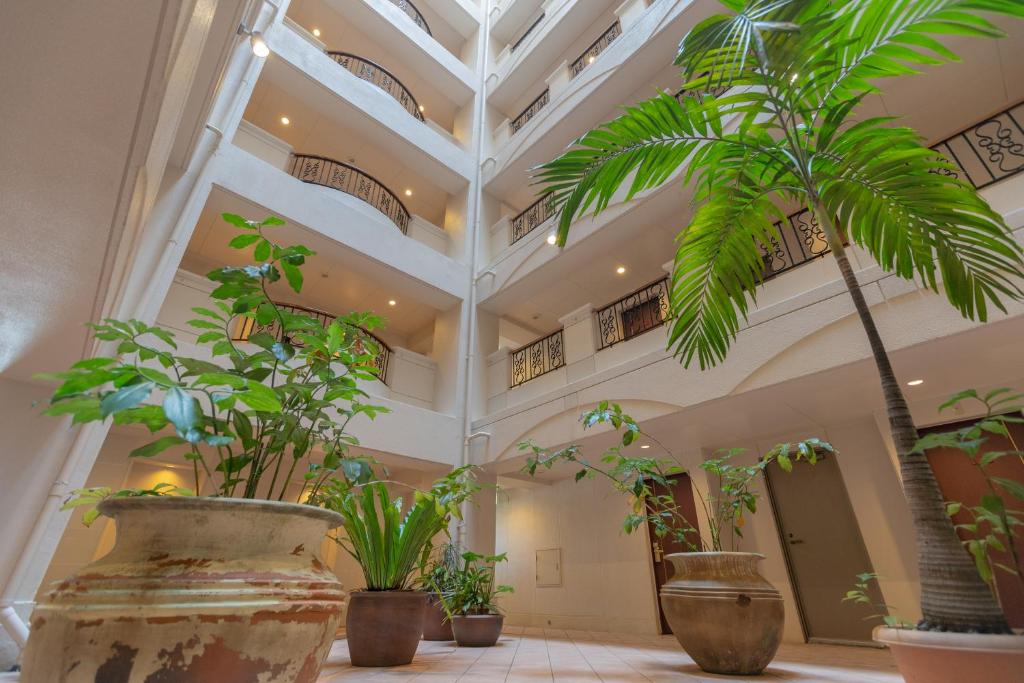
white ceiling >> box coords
[183,188,450,346]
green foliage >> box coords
[520,402,831,551]
[842,572,914,628]
[533,0,1024,369]
[438,551,514,617]
[314,466,481,591]
[913,389,1024,591]
[39,214,391,514]
[61,483,196,527]
[419,542,465,597]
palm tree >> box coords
[534,0,1024,633]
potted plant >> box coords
[522,402,828,675]
[438,551,514,647]
[314,467,479,666]
[419,542,463,641]
[22,214,389,681]
[533,0,1024,677]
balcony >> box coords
[386,0,432,36]
[326,52,425,121]
[595,277,668,350]
[510,329,565,387]
[569,20,621,79]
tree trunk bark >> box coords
[812,203,1010,633]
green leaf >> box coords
[130,436,186,458]
[100,381,154,418]
[281,260,303,293]
[229,233,262,249]
[238,382,282,412]
[222,213,258,229]
[163,386,199,433]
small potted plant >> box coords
[23,214,387,682]
[438,551,514,647]
[522,402,828,675]
[314,467,480,666]
[419,543,463,641]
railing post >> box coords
[493,117,512,149]
[545,60,572,99]
[559,304,597,382]
[486,347,511,412]
[614,0,649,31]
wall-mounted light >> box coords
[238,23,270,58]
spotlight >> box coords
[616,266,626,275]
[238,23,270,58]
[546,234,556,245]
[907,379,924,386]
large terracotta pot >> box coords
[422,593,454,641]
[20,496,345,683]
[451,614,503,647]
[345,591,426,666]
[660,552,783,675]
[874,626,1024,682]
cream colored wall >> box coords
[495,476,661,635]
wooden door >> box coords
[646,473,701,634]
[923,419,1024,628]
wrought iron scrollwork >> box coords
[570,21,622,78]
[510,330,565,387]
[511,193,555,244]
[595,277,670,350]
[930,102,1024,189]
[327,52,424,121]
[510,89,550,137]
[387,0,431,35]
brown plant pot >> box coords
[873,626,1024,682]
[451,614,504,647]
[422,593,454,641]
[20,496,345,683]
[660,552,783,675]
[346,590,426,666]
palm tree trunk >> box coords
[811,201,1010,633]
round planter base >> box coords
[452,614,503,647]
[873,626,1024,683]
[422,593,454,641]
[346,591,426,666]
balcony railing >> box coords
[232,303,392,384]
[511,329,565,387]
[570,21,621,78]
[511,13,545,52]
[288,154,411,234]
[930,101,1024,190]
[510,88,550,136]
[759,208,832,281]
[327,52,424,121]
[511,193,555,243]
[387,0,431,35]
[596,277,670,350]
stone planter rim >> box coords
[97,494,345,527]
[874,626,1024,652]
[664,551,766,560]
[453,612,502,618]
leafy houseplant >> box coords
[419,543,464,640]
[439,551,514,647]
[521,402,828,674]
[534,0,1024,638]
[314,466,481,665]
[22,214,390,682]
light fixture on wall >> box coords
[280,116,290,125]
[238,23,270,57]
[615,265,626,275]
[907,379,924,386]
[312,28,321,37]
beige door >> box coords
[765,454,883,644]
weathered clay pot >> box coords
[660,552,783,675]
[874,626,1024,682]
[422,593,454,641]
[346,590,426,666]
[452,614,504,647]
[20,496,345,683]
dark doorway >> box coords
[922,418,1024,629]
[646,473,701,634]
[765,453,883,644]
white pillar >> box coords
[485,347,511,413]
[559,304,597,382]
[614,0,649,31]
[463,466,498,556]
[545,60,572,99]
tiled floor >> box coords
[318,626,903,682]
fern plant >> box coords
[534,0,1024,633]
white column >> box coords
[485,347,511,413]
[558,304,597,383]
[545,60,572,99]
[463,466,498,556]
[614,0,649,31]
[407,214,450,255]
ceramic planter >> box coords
[345,590,426,666]
[422,593,454,641]
[659,552,783,675]
[874,626,1024,682]
[451,614,504,647]
[20,496,345,683]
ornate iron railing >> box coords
[510,88,550,136]
[511,193,556,243]
[232,303,392,384]
[327,52,424,121]
[930,101,1024,190]
[288,154,410,234]
[570,21,622,78]
[759,208,832,281]
[387,0,431,35]
[510,329,565,387]
[674,81,729,103]
[596,277,670,350]
[512,12,545,52]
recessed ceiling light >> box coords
[616,266,626,275]
[388,299,397,306]
[404,189,413,196]
[907,379,924,386]
[546,234,556,245]
[419,105,425,112]
[280,116,290,125]
[640,444,650,449]
[588,56,595,64]
[312,28,321,37]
